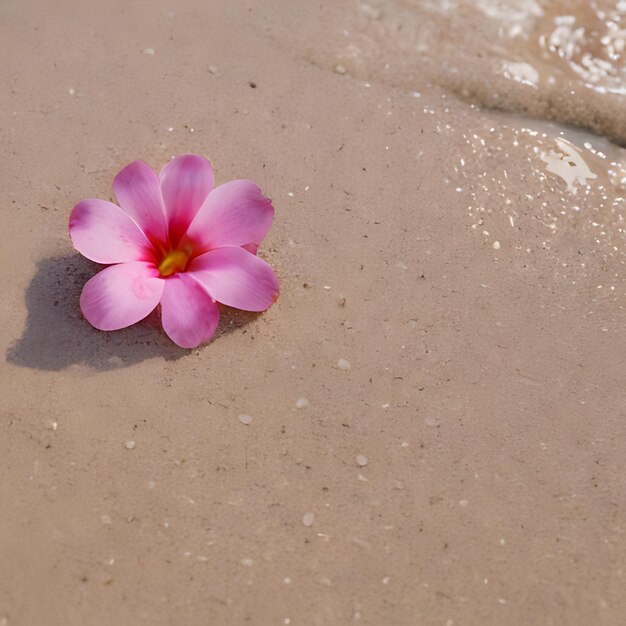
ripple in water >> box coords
[334,0,626,143]
[273,0,626,279]
[315,0,626,270]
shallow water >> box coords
[283,0,626,272]
[332,0,626,143]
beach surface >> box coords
[1,1,625,624]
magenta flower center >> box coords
[157,248,191,277]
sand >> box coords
[1,1,625,625]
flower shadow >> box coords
[6,254,258,371]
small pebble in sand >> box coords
[360,3,382,18]
[125,440,135,450]
[283,577,292,584]
[459,499,469,507]
[356,454,368,467]
[493,240,501,250]
[241,558,254,567]
[238,414,253,425]
[101,515,112,524]
[335,64,347,75]
[142,47,155,55]
[68,88,75,96]
[295,398,309,409]
[208,65,217,74]
[337,358,351,370]
[382,576,390,585]
[302,512,315,527]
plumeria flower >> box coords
[69,155,279,348]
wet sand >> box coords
[1,1,625,625]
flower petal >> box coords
[188,246,279,311]
[69,199,155,264]
[184,180,274,252]
[80,262,164,331]
[159,154,214,245]
[160,273,220,348]
[241,243,259,255]
[113,160,168,246]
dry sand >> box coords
[1,1,625,625]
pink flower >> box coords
[69,155,279,348]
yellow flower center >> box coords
[158,250,190,277]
